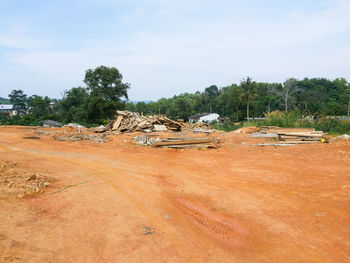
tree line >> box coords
[2,65,350,126]
[126,77,350,121]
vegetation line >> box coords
[1,66,349,134]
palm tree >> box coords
[240,77,258,120]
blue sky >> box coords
[1,0,349,100]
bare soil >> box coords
[0,126,349,262]
[0,160,52,199]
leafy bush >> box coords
[212,122,243,131]
[257,110,301,127]
[301,118,350,134]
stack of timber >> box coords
[152,137,220,149]
[107,111,214,133]
[276,131,325,144]
[259,126,316,134]
[257,126,326,144]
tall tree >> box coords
[204,85,219,112]
[58,87,89,123]
[9,90,27,115]
[240,77,258,120]
[272,78,299,112]
[84,66,130,122]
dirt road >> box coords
[0,126,350,262]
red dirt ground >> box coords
[0,126,349,262]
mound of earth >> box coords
[0,161,52,199]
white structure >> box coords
[189,113,219,124]
[0,104,17,116]
[199,113,219,123]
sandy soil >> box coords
[0,126,349,263]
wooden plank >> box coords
[166,137,210,141]
[277,133,323,137]
[152,138,216,147]
[278,141,320,144]
[164,144,218,149]
[153,125,168,131]
[279,136,321,140]
[268,128,315,133]
[258,143,296,146]
[112,115,123,130]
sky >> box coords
[0,0,350,101]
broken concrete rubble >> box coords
[55,134,109,143]
[43,120,63,128]
[134,135,161,145]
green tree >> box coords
[84,66,130,122]
[169,96,192,120]
[9,90,27,115]
[240,77,258,120]
[27,95,52,118]
[58,87,89,123]
[135,101,148,114]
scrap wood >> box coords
[152,138,218,148]
[166,137,211,141]
[165,144,218,149]
[277,132,323,137]
[107,110,215,133]
[154,124,168,131]
[257,143,296,146]
[260,127,316,134]
[112,115,123,130]
[279,136,321,141]
[107,110,182,133]
[277,141,320,144]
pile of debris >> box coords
[135,135,220,149]
[108,111,214,133]
[107,111,181,132]
[134,135,161,145]
[254,126,326,144]
[43,120,63,128]
[335,134,350,141]
[55,133,109,143]
[0,160,52,199]
[180,121,212,131]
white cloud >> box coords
[0,24,51,50]
[1,0,350,100]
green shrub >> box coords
[212,122,243,131]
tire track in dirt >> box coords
[174,197,250,249]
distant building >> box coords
[0,104,17,116]
[189,113,219,123]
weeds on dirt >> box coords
[212,122,243,132]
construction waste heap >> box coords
[107,111,212,133]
